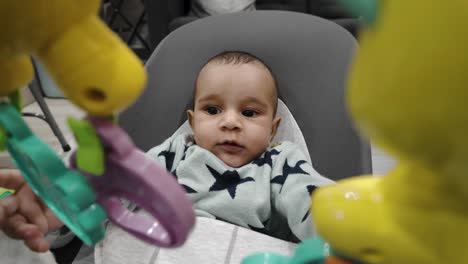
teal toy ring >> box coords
[0,103,106,245]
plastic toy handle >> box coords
[70,117,196,247]
[99,197,173,246]
[88,152,195,247]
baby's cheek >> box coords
[250,131,271,152]
[195,122,215,139]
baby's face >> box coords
[188,62,280,168]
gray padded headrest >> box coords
[119,11,372,180]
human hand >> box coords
[0,169,63,252]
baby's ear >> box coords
[271,117,282,138]
[187,110,195,128]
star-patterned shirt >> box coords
[147,133,334,241]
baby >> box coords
[0,51,333,258]
[147,51,333,241]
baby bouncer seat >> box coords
[110,10,372,264]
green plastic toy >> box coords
[67,117,105,176]
[242,237,358,264]
[0,102,107,245]
[337,0,379,25]
[0,125,7,151]
[0,91,22,151]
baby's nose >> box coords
[221,111,242,130]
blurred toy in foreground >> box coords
[0,0,195,247]
[312,0,468,263]
[243,0,468,263]
[0,0,145,115]
[0,101,107,246]
[70,117,195,247]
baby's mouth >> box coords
[218,141,244,153]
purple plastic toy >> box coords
[71,117,195,247]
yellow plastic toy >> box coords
[0,0,146,116]
[312,1,468,264]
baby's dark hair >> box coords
[193,51,278,114]
[210,51,268,66]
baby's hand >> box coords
[0,169,63,252]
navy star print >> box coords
[181,144,190,161]
[181,184,197,194]
[207,165,255,199]
[271,159,309,192]
[252,149,280,167]
[158,150,175,171]
[301,185,317,222]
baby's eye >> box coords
[242,110,257,117]
[206,106,220,115]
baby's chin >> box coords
[218,156,250,168]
